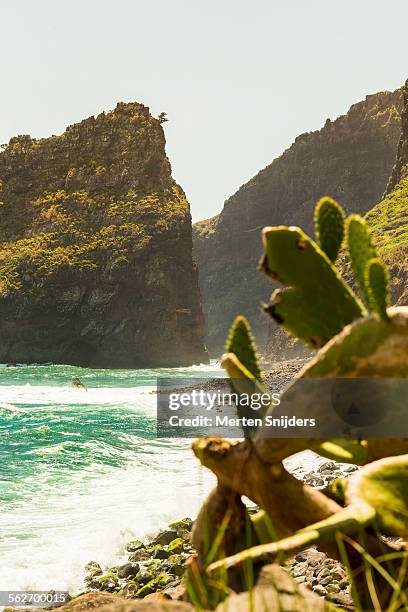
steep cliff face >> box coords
[0,102,208,367]
[194,89,403,356]
[366,79,408,307]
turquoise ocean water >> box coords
[0,363,221,593]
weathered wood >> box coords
[192,438,341,537]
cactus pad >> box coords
[301,306,408,378]
[316,439,368,464]
[261,226,365,347]
[221,352,272,422]
[315,197,345,262]
[346,454,408,537]
[366,258,390,321]
[347,215,378,306]
[225,315,261,379]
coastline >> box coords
[0,363,217,594]
[75,456,358,608]
[3,357,402,609]
[2,356,352,607]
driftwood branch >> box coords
[192,438,341,537]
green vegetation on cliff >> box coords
[0,103,188,297]
[365,176,408,304]
[368,176,408,251]
[365,79,408,306]
[0,186,186,297]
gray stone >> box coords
[136,570,154,585]
[84,576,101,589]
[331,569,345,582]
[307,548,326,560]
[305,477,325,487]
[313,584,328,597]
[101,578,118,592]
[153,547,170,560]
[85,560,103,577]
[292,562,308,577]
[305,569,315,583]
[343,465,358,473]
[117,562,140,579]
[326,583,341,594]
[168,518,193,532]
[128,549,150,562]
[152,529,178,545]
[318,462,336,472]
[316,568,331,581]
[121,583,139,598]
[126,539,145,552]
[162,583,186,600]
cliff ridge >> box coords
[194,89,403,356]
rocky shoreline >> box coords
[285,461,355,608]
[79,459,357,609]
[83,518,194,601]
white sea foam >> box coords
[0,385,155,413]
[0,366,222,594]
[0,403,23,417]
[0,417,215,592]
[0,361,323,595]
[0,449,215,592]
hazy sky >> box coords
[1,1,407,221]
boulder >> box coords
[84,561,103,577]
[117,563,140,579]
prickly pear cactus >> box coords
[366,257,389,321]
[315,197,345,263]
[261,226,365,347]
[225,315,261,379]
[190,196,408,611]
[346,454,408,537]
[347,214,378,304]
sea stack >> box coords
[0,102,208,367]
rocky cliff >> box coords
[0,102,208,367]
[366,79,408,307]
[194,89,403,357]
